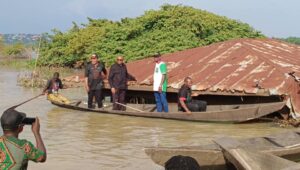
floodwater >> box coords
[0,69,293,170]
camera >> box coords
[22,117,36,125]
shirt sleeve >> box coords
[58,79,63,89]
[160,63,167,74]
[101,62,107,75]
[43,80,51,92]
[178,88,187,101]
[24,141,45,162]
[84,64,89,77]
[108,65,115,88]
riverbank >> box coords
[0,58,80,88]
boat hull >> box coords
[50,101,285,123]
[144,131,300,170]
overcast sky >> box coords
[1,0,299,37]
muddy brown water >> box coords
[0,69,292,170]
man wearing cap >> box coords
[0,109,47,169]
[84,54,107,109]
[153,54,169,112]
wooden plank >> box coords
[144,131,300,169]
[264,131,300,148]
[214,137,300,170]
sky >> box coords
[0,0,299,38]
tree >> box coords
[3,42,26,57]
[282,37,300,45]
[0,36,4,54]
[38,4,264,67]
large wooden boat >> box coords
[144,131,300,170]
[49,99,285,123]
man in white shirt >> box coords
[153,54,169,112]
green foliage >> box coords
[281,37,300,45]
[39,4,264,67]
[0,59,34,69]
[0,37,4,55]
[3,43,26,56]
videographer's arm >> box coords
[32,117,47,162]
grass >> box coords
[0,58,34,70]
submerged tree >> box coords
[39,4,264,67]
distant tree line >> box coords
[0,36,35,59]
[38,4,264,67]
[281,37,300,45]
[1,34,40,45]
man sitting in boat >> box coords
[178,77,207,113]
[43,72,70,104]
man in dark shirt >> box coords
[84,54,107,109]
[42,72,70,104]
[178,77,207,113]
[108,56,135,111]
[43,72,63,94]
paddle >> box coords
[115,102,144,112]
[8,94,44,110]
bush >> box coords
[38,4,264,67]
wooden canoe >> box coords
[144,131,300,170]
[214,137,300,170]
[49,100,285,123]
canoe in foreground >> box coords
[50,100,285,123]
[214,137,300,170]
[144,131,300,170]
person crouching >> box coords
[178,77,207,114]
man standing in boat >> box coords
[178,77,207,113]
[108,56,135,111]
[153,53,169,112]
[84,54,107,109]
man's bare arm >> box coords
[179,100,191,114]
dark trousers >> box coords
[88,89,103,108]
[112,89,126,111]
[186,100,207,112]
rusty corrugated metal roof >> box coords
[126,38,300,115]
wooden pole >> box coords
[31,35,42,87]
[115,102,144,112]
[8,94,43,110]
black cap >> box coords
[1,108,26,131]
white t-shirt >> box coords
[153,62,167,92]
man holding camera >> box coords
[0,109,47,169]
